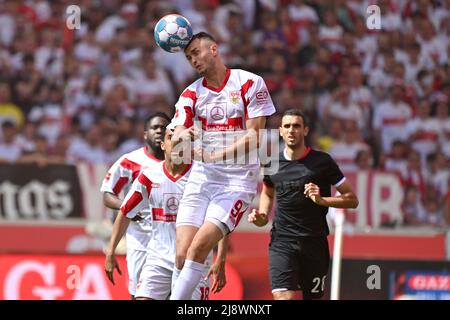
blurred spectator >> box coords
[383,140,409,178]
[66,124,106,165]
[355,148,373,171]
[329,122,370,172]
[0,82,24,130]
[405,98,439,163]
[373,81,412,154]
[0,121,22,163]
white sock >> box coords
[171,266,181,293]
[170,259,205,300]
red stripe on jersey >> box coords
[152,208,177,222]
[183,106,194,128]
[240,79,254,120]
[138,173,153,195]
[119,158,142,181]
[181,89,197,116]
[298,147,311,160]
[112,177,128,195]
[198,116,207,129]
[121,191,143,216]
[383,117,407,125]
[202,68,231,93]
[414,131,439,141]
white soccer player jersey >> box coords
[100,147,161,251]
[405,118,440,159]
[121,162,204,269]
[373,101,412,152]
[170,68,276,192]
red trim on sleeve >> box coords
[119,158,142,181]
[240,79,254,120]
[202,68,231,93]
[112,177,128,195]
[181,89,197,116]
[263,181,274,188]
[138,173,153,195]
[121,192,143,215]
[183,106,194,128]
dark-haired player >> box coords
[102,112,170,299]
[248,109,358,300]
[169,32,276,299]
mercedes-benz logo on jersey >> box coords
[210,106,225,120]
[166,197,179,211]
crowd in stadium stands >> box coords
[0,0,448,228]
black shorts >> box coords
[269,236,330,299]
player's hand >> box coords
[304,183,324,205]
[131,213,143,221]
[179,126,196,141]
[105,253,122,285]
[206,260,226,294]
[248,209,268,227]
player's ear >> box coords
[210,43,218,56]
[143,130,148,140]
[304,126,310,137]
[160,140,166,151]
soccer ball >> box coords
[154,14,193,53]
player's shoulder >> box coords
[183,77,204,93]
[232,68,263,82]
[308,148,333,161]
[140,161,165,180]
[127,147,162,165]
[124,147,144,159]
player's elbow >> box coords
[350,195,359,209]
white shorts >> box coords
[176,180,255,234]
[126,248,147,296]
[135,256,211,300]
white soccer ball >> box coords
[154,14,193,53]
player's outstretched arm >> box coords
[248,183,274,227]
[304,181,359,209]
[104,211,130,285]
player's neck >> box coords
[204,64,228,88]
[164,159,187,176]
[284,145,308,161]
[145,145,164,160]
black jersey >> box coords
[263,147,345,238]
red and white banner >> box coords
[0,254,244,300]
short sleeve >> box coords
[325,154,346,187]
[263,175,274,188]
[243,75,276,119]
[100,156,141,195]
[100,156,127,195]
[120,173,152,219]
[170,88,196,128]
